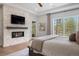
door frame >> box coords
[32,21,37,37]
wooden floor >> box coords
[0,42,27,56]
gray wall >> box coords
[0,6,3,46]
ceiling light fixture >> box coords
[38,3,43,7]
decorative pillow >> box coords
[76,31,79,44]
[69,33,76,42]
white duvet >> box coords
[41,36,79,56]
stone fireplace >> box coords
[0,5,32,47]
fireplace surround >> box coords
[12,31,24,38]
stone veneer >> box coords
[0,4,35,47]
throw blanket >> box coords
[31,35,58,52]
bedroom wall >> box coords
[2,5,34,47]
[36,14,51,36]
[37,15,47,36]
[0,5,3,46]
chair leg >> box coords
[28,47,34,56]
[28,46,44,56]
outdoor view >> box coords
[54,18,63,35]
[65,17,76,35]
[32,21,36,37]
[53,16,77,36]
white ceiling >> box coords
[3,3,79,15]
[10,3,69,13]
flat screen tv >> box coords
[11,15,25,24]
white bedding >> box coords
[41,36,79,56]
[31,35,58,52]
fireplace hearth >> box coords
[12,31,24,38]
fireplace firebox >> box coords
[12,31,24,38]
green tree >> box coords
[32,23,36,36]
[65,17,76,35]
[55,19,63,35]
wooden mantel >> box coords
[6,26,28,29]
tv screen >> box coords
[11,15,25,24]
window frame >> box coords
[51,16,78,36]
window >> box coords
[64,17,76,36]
[52,16,77,36]
[54,18,63,35]
[32,21,36,37]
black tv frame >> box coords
[11,14,25,25]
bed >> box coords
[30,35,79,56]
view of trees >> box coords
[54,19,63,35]
[65,17,76,35]
[32,22,36,37]
[53,16,76,36]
